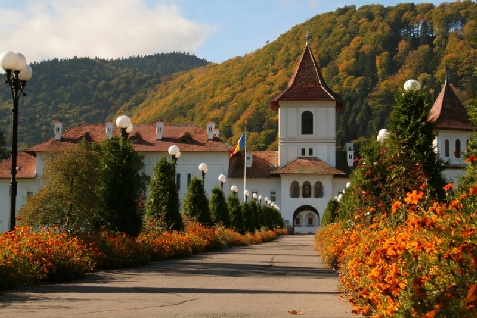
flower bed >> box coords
[0,220,286,291]
[316,185,477,317]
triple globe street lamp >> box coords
[0,51,33,231]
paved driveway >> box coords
[1,235,355,318]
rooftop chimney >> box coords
[207,121,215,140]
[105,122,114,140]
[54,120,63,141]
[156,120,164,140]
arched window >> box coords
[445,139,449,157]
[314,181,323,198]
[301,111,313,134]
[290,181,300,198]
[302,181,311,198]
[455,139,461,158]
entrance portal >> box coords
[292,205,320,234]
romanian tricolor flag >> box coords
[230,133,245,157]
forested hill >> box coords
[122,1,477,151]
[0,52,209,149]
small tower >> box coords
[54,120,63,141]
[346,142,354,167]
[105,121,113,140]
[156,120,164,140]
[207,121,215,140]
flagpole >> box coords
[243,127,247,202]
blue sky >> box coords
[0,0,443,64]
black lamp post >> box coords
[231,185,238,196]
[218,174,226,190]
[1,51,33,231]
[116,115,133,139]
[258,195,262,206]
[168,145,181,165]
[198,162,207,189]
[244,190,249,203]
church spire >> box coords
[305,30,311,47]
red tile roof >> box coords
[270,45,344,111]
[270,157,345,175]
[428,81,475,131]
[0,152,36,179]
[27,123,232,153]
[228,151,279,179]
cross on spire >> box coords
[305,30,311,47]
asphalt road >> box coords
[1,235,355,318]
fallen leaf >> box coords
[288,309,304,315]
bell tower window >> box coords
[301,111,313,135]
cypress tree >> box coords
[209,186,230,227]
[182,177,211,227]
[227,193,244,234]
[95,138,147,237]
[145,156,183,231]
[241,201,255,233]
[388,83,447,199]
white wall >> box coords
[278,101,337,167]
[0,178,39,232]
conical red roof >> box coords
[428,81,475,131]
[270,45,344,111]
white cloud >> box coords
[0,0,211,62]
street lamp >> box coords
[168,145,181,164]
[1,51,33,231]
[231,185,238,196]
[258,195,262,205]
[116,115,133,139]
[218,174,226,189]
[198,162,207,188]
[244,190,249,202]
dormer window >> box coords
[301,111,313,134]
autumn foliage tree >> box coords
[19,141,101,232]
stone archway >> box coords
[292,205,320,234]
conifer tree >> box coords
[145,156,183,231]
[209,186,230,227]
[227,193,244,234]
[182,177,211,227]
[95,138,147,236]
[249,200,261,230]
[241,201,255,233]
[387,83,447,199]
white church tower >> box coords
[428,71,475,181]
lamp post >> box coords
[258,195,262,206]
[198,162,207,189]
[231,185,238,196]
[168,145,180,183]
[116,115,133,139]
[244,190,249,202]
[1,51,33,231]
[218,174,226,190]
[168,145,181,164]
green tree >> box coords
[249,200,261,230]
[209,186,230,227]
[387,83,447,199]
[321,198,340,226]
[227,193,244,234]
[182,177,211,226]
[145,156,183,231]
[18,141,101,232]
[241,201,255,233]
[95,138,147,236]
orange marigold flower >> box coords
[465,154,477,163]
[443,183,453,191]
[405,190,424,205]
[391,201,402,214]
[470,185,477,195]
